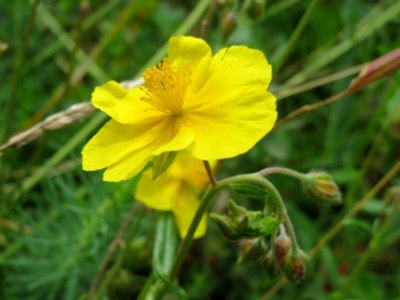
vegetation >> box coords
[1,0,399,299]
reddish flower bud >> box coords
[237,238,267,264]
[262,251,280,278]
[220,10,237,41]
[282,250,309,282]
[349,48,400,92]
[274,235,292,263]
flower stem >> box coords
[260,161,400,300]
[154,173,300,299]
[137,274,156,300]
[258,167,304,180]
[256,175,300,251]
[155,182,227,299]
[203,160,217,188]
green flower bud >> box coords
[303,171,342,205]
[237,238,267,264]
[209,213,241,240]
[227,198,248,217]
[229,181,267,198]
[243,0,266,20]
[274,235,292,263]
[282,250,309,282]
[220,10,237,41]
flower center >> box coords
[141,58,191,115]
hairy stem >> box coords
[259,167,304,180]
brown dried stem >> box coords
[0,78,143,155]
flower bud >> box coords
[210,200,279,240]
[220,10,237,41]
[227,199,248,217]
[237,238,267,264]
[282,250,309,282]
[262,251,280,278]
[302,171,342,205]
[274,235,292,263]
[243,0,265,20]
[229,180,267,198]
[209,213,240,240]
[216,0,237,9]
[0,41,9,54]
[349,48,400,92]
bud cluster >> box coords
[210,199,279,240]
[262,234,309,282]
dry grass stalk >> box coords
[0,77,143,155]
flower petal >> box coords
[171,187,207,239]
[168,36,211,70]
[82,119,166,171]
[185,88,277,160]
[103,146,153,182]
[185,46,271,110]
[152,117,194,156]
[135,170,179,210]
[167,151,211,188]
[92,81,166,124]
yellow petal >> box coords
[185,45,271,110]
[171,186,207,239]
[167,152,211,189]
[82,119,166,171]
[185,88,277,160]
[92,81,166,124]
[168,36,211,71]
[152,117,194,156]
[135,169,179,210]
[103,146,153,182]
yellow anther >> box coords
[141,58,192,114]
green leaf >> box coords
[152,152,177,179]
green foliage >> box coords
[1,172,143,299]
[1,0,400,299]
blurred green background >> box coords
[1,0,400,299]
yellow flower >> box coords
[82,36,276,182]
[135,152,211,238]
